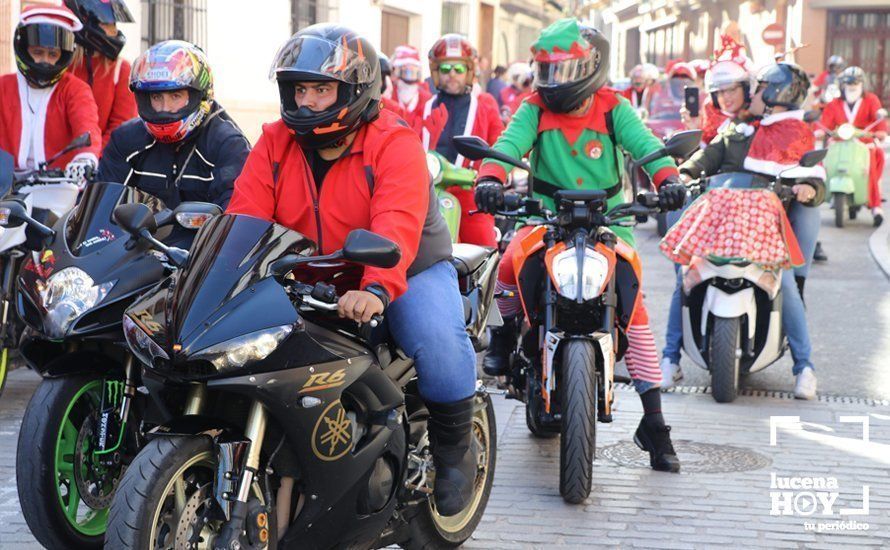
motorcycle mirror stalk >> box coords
[269,229,402,280]
[453,135,537,197]
[113,203,189,267]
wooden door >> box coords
[827,10,890,107]
[382,10,410,59]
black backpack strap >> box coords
[604,109,622,186]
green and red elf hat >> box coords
[530,18,591,62]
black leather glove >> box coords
[474,177,505,214]
[658,176,687,211]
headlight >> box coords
[123,314,169,367]
[551,247,610,301]
[192,325,293,372]
[36,267,114,338]
[837,123,857,141]
[426,153,443,185]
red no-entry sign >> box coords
[763,23,786,46]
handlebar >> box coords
[291,281,384,328]
[490,192,664,227]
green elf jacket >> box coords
[477,89,679,247]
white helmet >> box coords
[507,61,532,86]
[705,58,754,106]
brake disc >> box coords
[73,412,121,509]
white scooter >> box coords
[680,150,826,403]
[0,134,86,396]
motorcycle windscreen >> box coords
[65,182,167,256]
[705,172,772,191]
[170,214,316,345]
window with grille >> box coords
[0,0,12,73]
[141,0,208,51]
[292,0,335,33]
[442,0,469,35]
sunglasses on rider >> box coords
[438,63,468,75]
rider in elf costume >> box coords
[475,18,686,473]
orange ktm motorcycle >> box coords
[453,131,701,503]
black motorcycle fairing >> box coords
[65,182,166,257]
[166,214,315,347]
[191,350,409,548]
[16,182,184,339]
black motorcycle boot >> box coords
[813,241,828,262]
[482,315,519,376]
[426,396,478,516]
[633,389,680,473]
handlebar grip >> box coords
[636,192,659,209]
[368,314,384,329]
[503,194,523,210]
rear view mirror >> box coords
[0,199,28,229]
[68,132,92,150]
[799,149,827,168]
[663,130,703,159]
[173,202,222,230]
[0,150,13,200]
[342,229,401,268]
[453,136,531,173]
[113,203,158,237]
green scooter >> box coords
[821,110,886,227]
[426,151,477,241]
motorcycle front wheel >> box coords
[710,316,742,403]
[105,435,275,550]
[558,340,597,504]
[17,374,128,549]
[834,192,847,228]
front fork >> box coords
[184,384,270,547]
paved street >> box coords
[1,171,889,548]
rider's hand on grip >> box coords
[474,177,505,214]
[503,193,523,211]
[657,177,687,211]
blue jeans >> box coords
[386,260,477,404]
[662,206,686,364]
[783,202,820,374]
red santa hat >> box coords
[668,61,696,79]
[392,44,421,68]
[19,3,83,32]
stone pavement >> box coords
[2,366,889,548]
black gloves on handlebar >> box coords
[474,177,505,214]
[657,176,687,211]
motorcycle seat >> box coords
[451,243,495,277]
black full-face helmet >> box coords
[64,0,134,60]
[270,24,381,150]
[14,5,82,88]
[530,18,610,113]
[755,62,810,111]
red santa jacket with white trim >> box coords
[0,72,102,170]
[419,91,503,168]
[72,56,137,148]
[819,93,888,140]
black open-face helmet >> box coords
[531,19,610,113]
[755,62,810,111]
[270,24,381,150]
[64,0,133,60]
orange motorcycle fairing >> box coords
[512,225,548,322]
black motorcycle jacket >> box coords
[97,102,250,209]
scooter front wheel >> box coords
[710,316,741,403]
[834,192,847,228]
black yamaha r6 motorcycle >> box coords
[5,181,220,549]
[105,210,497,549]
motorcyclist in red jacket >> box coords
[226,24,479,517]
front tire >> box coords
[0,348,8,398]
[401,393,497,549]
[834,192,846,228]
[17,375,123,549]
[558,340,597,504]
[710,317,741,403]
